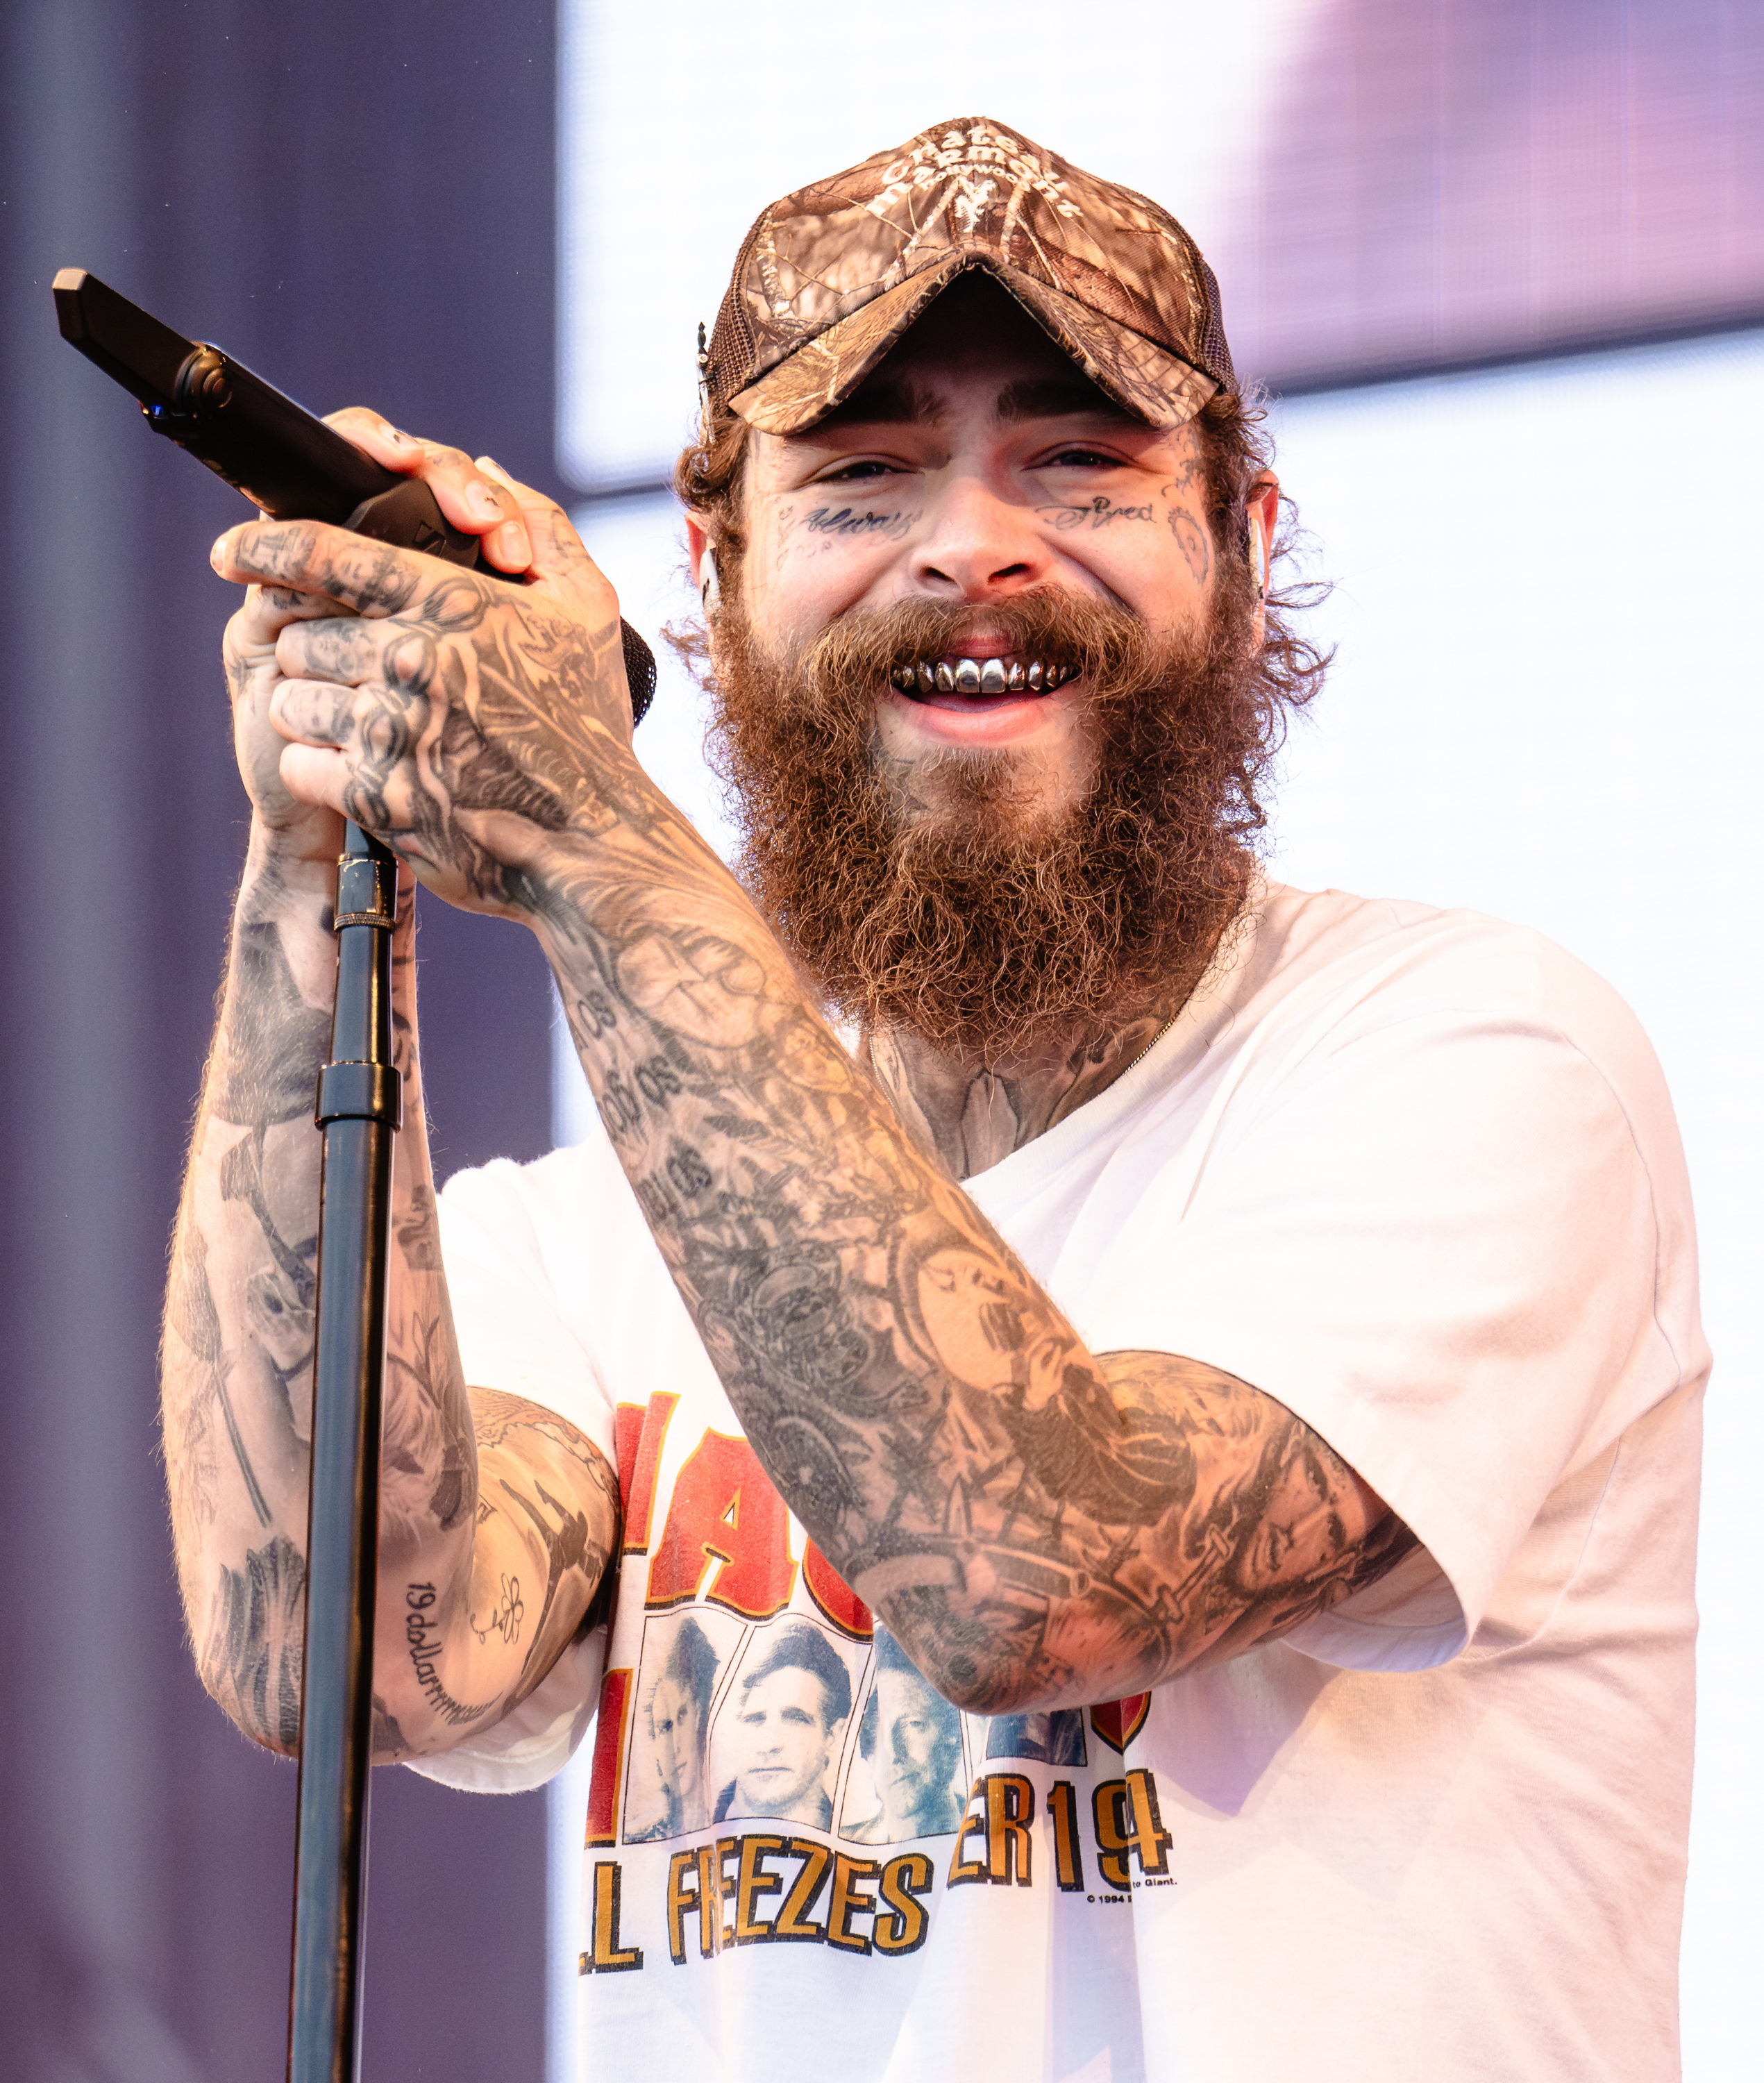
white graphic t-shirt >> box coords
[416,884,1706,2083]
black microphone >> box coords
[52,267,657,726]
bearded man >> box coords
[165,119,1704,2082]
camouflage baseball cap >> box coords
[705,117,1236,437]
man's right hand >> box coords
[224,572,352,860]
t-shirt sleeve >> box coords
[406,1154,617,1795]
[1076,997,1679,1671]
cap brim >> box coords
[728,254,1218,436]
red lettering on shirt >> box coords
[645,1429,798,1618]
[802,1539,873,1639]
[614,1391,680,1554]
[583,1666,633,1848]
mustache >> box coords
[796,589,1161,710]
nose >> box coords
[909,469,1052,603]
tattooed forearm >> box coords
[165,814,615,1758]
[201,1533,307,1752]
[525,801,1398,1714]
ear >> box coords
[685,515,721,617]
[1245,472,1279,642]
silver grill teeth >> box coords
[900,654,1072,694]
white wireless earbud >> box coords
[699,551,722,619]
[1248,513,1267,601]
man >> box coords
[845,1625,965,1844]
[627,1614,719,1842]
[166,117,1703,2080]
[714,1622,852,1828]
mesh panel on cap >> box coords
[1194,255,1236,392]
[705,208,770,408]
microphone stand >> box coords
[287,819,401,2083]
[51,269,660,2083]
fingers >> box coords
[274,613,431,692]
[476,456,619,623]
[213,516,485,625]
[324,408,532,571]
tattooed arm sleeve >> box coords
[523,816,1408,1715]
[161,828,616,1757]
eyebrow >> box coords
[791,369,1137,446]
[993,376,1136,426]
[802,375,946,433]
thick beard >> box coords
[705,581,1269,1063]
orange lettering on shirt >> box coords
[948,1780,989,1887]
[666,1846,719,1964]
[1048,1780,1086,1892]
[644,1430,798,1618]
[1092,1768,1173,1891]
[984,1773,1034,1886]
[585,1859,643,1972]
[826,1853,880,1954]
[873,1852,934,1956]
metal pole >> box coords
[287,820,401,2083]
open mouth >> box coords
[890,655,1075,698]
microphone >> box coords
[52,267,657,726]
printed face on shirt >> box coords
[732,1666,846,1823]
[873,1668,964,1837]
[650,1675,706,1817]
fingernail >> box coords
[385,424,417,449]
[496,520,530,566]
[464,483,503,524]
[210,528,234,571]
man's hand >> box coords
[211,449,635,914]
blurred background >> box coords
[2,3,1758,2077]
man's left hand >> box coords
[210,446,639,917]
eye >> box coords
[1040,444,1125,470]
[816,458,900,483]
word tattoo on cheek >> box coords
[1036,496,1154,532]
[804,505,920,542]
